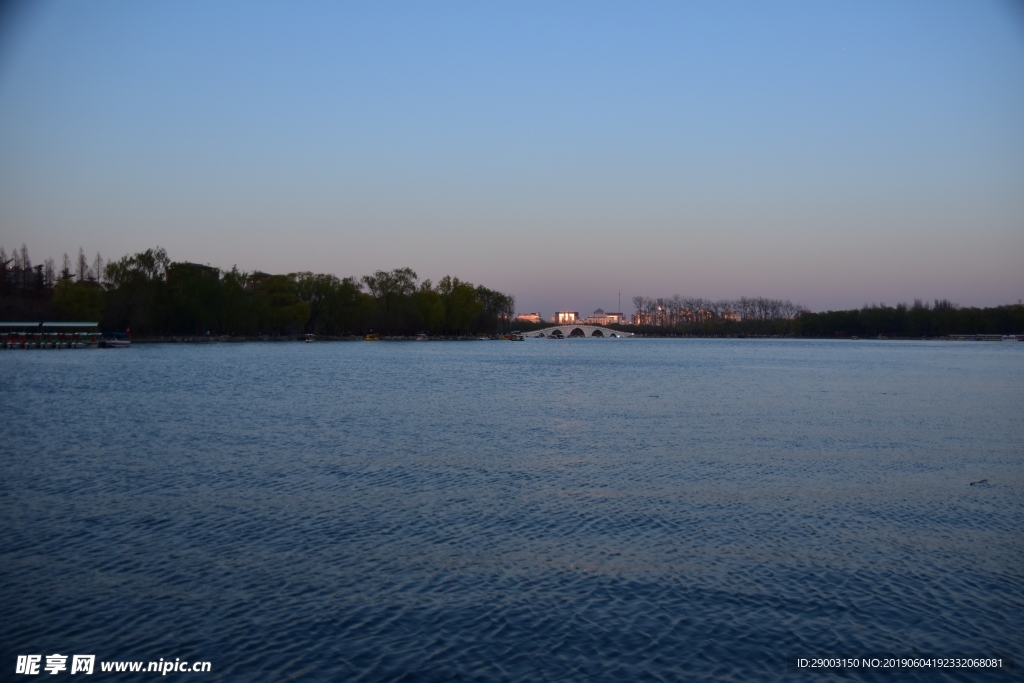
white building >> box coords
[552,311,579,324]
[582,308,625,326]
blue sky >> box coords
[1,0,1022,314]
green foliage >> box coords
[52,280,104,321]
[220,267,258,335]
[102,248,171,334]
[798,301,1024,337]
[294,272,365,335]
[6,244,1021,339]
[27,248,516,337]
[625,295,1023,338]
[361,267,418,334]
[474,285,515,334]
[412,280,444,333]
[437,275,481,334]
[166,262,221,334]
[257,275,311,334]
[105,248,169,287]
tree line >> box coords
[5,243,1019,337]
[0,245,515,337]
[630,295,804,325]
[797,300,1024,337]
[624,295,804,335]
[622,294,1022,336]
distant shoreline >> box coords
[129,334,503,343]
[123,333,1024,343]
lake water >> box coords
[2,339,1022,681]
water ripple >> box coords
[1,340,1022,681]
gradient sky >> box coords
[1,0,1022,315]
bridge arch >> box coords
[524,325,633,339]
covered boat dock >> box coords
[0,322,101,349]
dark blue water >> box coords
[2,339,1022,681]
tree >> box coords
[102,247,171,334]
[325,276,367,335]
[92,253,104,285]
[2,243,526,338]
[295,272,364,335]
[166,262,222,335]
[437,275,481,335]
[475,285,514,334]
[0,247,8,296]
[77,247,89,282]
[256,274,309,335]
[61,253,72,281]
[295,272,334,334]
[412,280,444,334]
[105,247,169,287]
[220,267,259,336]
[53,279,104,321]
[362,267,417,334]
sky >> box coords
[1,0,1022,315]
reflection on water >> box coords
[1,339,1022,681]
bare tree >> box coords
[10,246,20,289]
[629,293,805,326]
[669,294,683,323]
[92,253,104,284]
[19,244,30,291]
[61,253,73,281]
[631,296,656,324]
[77,247,89,282]
[43,258,55,288]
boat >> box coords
[365,333,380,341]
[305,334,315,343]
[415,333,427,341]
[99,332,131,348]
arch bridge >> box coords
[524,325,633,338]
